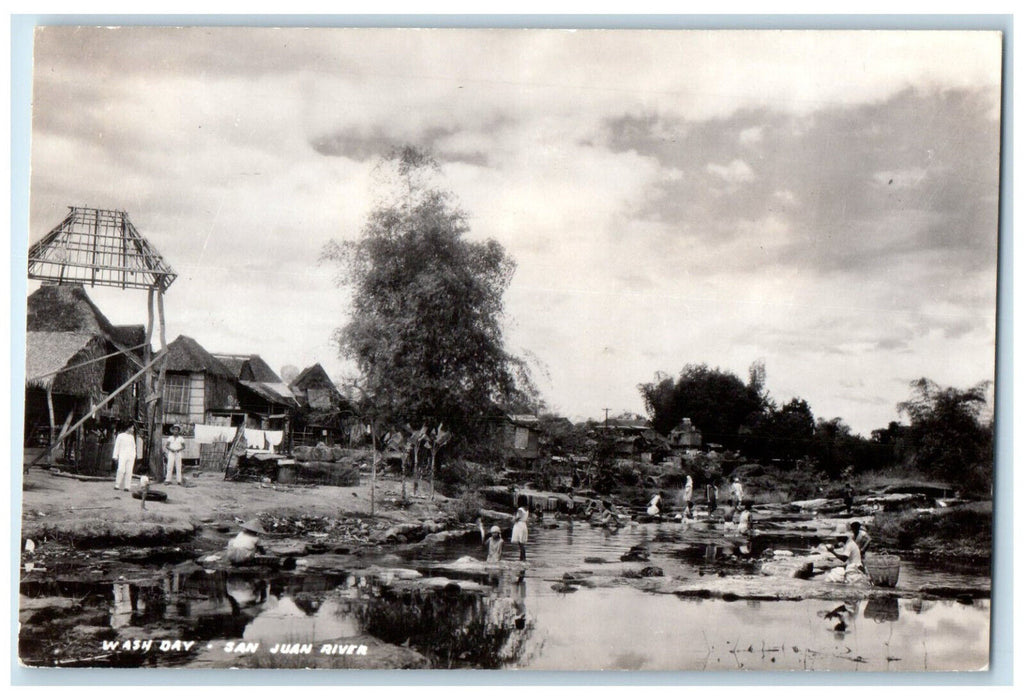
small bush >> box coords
[873,504,992,555]
[440,489,485,523]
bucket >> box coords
[865,554,901,587]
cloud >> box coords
[706,159,756,183]
[24,27,1002,434]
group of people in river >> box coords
[478,505,530,563]
[217,468,875,591]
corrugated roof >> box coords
[508,414,540,427]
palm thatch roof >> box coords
[289,363,353,413]
[212,353,282,383]
[27,285,147,348]
[239,380,298,407]
[291,363,339,392]
[28,207,176,291]
[25,332,107,394]
[163,335,234,378]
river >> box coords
[18,518,991,671]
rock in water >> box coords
[621,544,650,562]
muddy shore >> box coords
[19,467,992,669]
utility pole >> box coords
[602,408,610,429]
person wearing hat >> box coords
[226,519,267,564]
[164,425,186,485]
[478,520,505,563]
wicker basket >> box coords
[865,554,901,587]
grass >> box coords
[872,502,992,558]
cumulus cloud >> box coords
[706,159,756,183]
[24,27,1002,434]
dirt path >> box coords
[20,467,450,546]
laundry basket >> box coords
[865,554,901,587]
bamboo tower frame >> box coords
[28,206,177,476]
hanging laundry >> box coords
[264,431,284,451]
[194,424,235,444]
[244,429,266,450]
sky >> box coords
[22,27,1003,436]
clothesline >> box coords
[189,424,285,452]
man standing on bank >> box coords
[164,424,186,485]
[112,422,137,492]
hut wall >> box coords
[205,374,238,414]
[102,351,143,422]
[164,371,207,425]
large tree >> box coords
[897,378,993,489]
[322,146,533,443]
[638,363,764,449]
[741,397,816,464]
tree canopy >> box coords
[322,146,535,443]
[897,378,993,489]
[638,364,764,449]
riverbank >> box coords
[20,467,459,564]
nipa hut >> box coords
[23,285,146,470]
[212,352,297,443]
[288,363,355,446]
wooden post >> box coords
[149,286,168,478]
[45,386,56,465]
[370,425,377,516]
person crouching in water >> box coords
[647,492,662,517]
[822,528,868,584]
[478,522,504,563]
[226,520,267,564]
[511,507,529,561]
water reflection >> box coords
[19,519,991,670]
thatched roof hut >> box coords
[26,285,145,346]
[213,352,298,410]
[164,335,234,378]
[290,363,350,411]
[24,285,147,398]
[25,332,107,396]
[23,285,147,446]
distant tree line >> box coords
[639,363,993,491]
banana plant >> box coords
[427,423,451,501]
[408,424,428,496]
[386,429,409,502]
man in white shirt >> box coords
[824,532,868,584]
[111,423,137,492]
[164,425,186,485]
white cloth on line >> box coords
[244,429,266,450]
[264,431,284,448]
[194,424,236,444]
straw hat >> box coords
[240,519,267,535]
[490,525,501,535]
